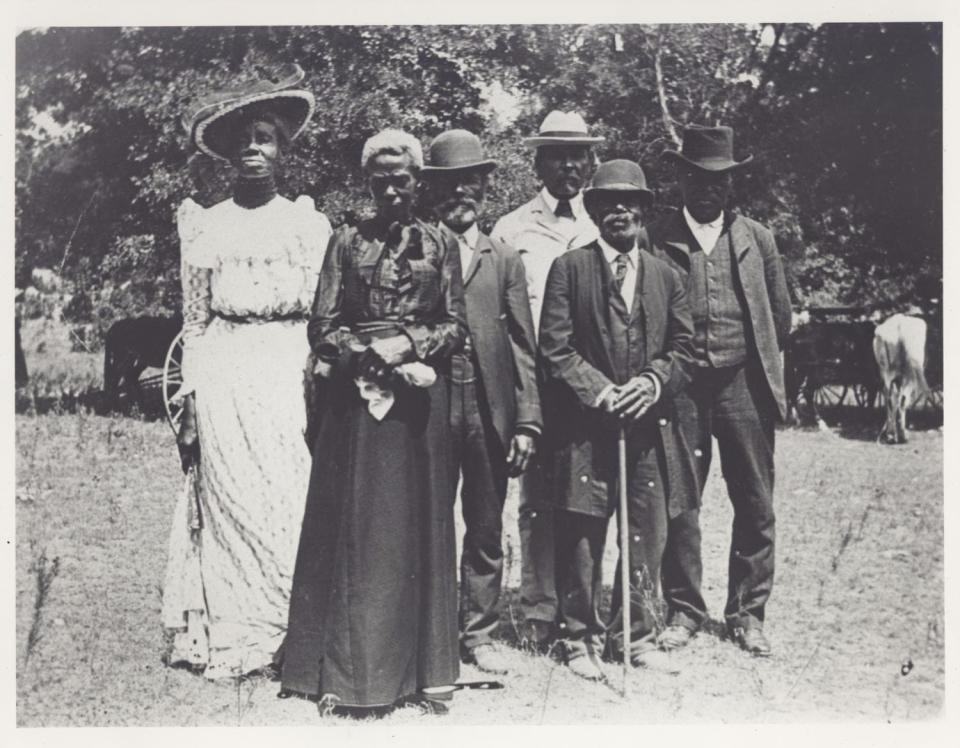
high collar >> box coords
[682,205,725,231]
[540,187,585,219]
[597,236,639,266]
[232,173,278,209]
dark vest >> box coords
[687,227,748,367]
[607,267,647,384]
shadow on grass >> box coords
[782,404,942,443]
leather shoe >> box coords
[729,626,772,657]
[657,623,696,651]
[465,643,510,675]
[519,620,555,651]
[631,647,681,674]
[564,642,605,681]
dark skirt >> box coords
[280,372,459,707]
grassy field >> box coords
[15,408,943,726]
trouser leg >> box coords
[713,362,777,629]
[607,442,669,658]
[660,377,711,629]
[554,509,606,650]
[458,380,510,650]
[518,463,558,624]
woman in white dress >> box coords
[161,66,332,679]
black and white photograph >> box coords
[8,2,952,737]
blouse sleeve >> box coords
[293,196,333,310]
[307,226,364,371]
[401,227,468,362]
[177,199,213,398]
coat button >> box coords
[658,418,667,426]
[647,481,655,488]
[633,535,641,542]
[694,449,703,457]
[580,475,589,483]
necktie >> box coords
[554,198,574,219]
[613,253,629,296]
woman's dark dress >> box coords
[281,218,467,707]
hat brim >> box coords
[663,151,753,172]
[420,159,498,175]
[192,90,315,161]
[524,136,605,148]
[583,185,654,206]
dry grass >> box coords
[15,412,943,725]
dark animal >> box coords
[104,315,182,413]
[784,320,881,425]
[873,314,928,444]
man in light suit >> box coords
[647,125,792,657]
[422,130,543,674]
[491,111,602,645]
[538,159,696,679]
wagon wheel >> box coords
[813,385,843,410]
[851,383,870,408]
[162,330,185,436]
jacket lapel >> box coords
[659,211,694,271]
[589,244,617,376]
[462,234,491,288]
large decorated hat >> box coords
[182,64,315,161]
[663,125,753,172]
[523,110,605,148]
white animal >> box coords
[873,314,928,444]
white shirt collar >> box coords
[453,222,481,250]
[540,187,585,219]
[597,236,639,267]
[683,205,724,231]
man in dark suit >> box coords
[539,159,696,680]
[647,125,792,657]
[422,130,543,674]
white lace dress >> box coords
[161,194,331,679]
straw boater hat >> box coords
[421,129,498,175]
[582,159,654,210]
[663,125,753,172]
[182,64,315,161]
[523,110,605,148]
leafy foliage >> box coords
[16,24,942,315]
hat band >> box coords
[537,130,593,138]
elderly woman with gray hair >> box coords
[279,129,468,713]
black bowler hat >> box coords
[421,129,498,175]
[583,159,654,209]
[663,125,753,172]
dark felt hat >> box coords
[663,125,753,172]
[422,129,498,174]
[182,64,315,161]
[583,159,654,208]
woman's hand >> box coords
[176,394,200,473]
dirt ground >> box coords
[15,411,943,725]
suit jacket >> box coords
[645,210,792,419]
[491,191,598,333]
[538,240,697,518]
[454,228,543,448]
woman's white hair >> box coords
[361,129,424,172]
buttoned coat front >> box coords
[645,210,792,419]
[455,229,542,447]
[538,242,698,519]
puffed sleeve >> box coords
[293,196,334,309]
[177,199,212,398]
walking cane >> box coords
[618,424,631,697]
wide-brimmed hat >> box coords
[421,129,498,175]
[182,64,315,161]
[583,159,654,208]
[523,110,605,148]
[663,125,753,172]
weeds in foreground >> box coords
[24,544,61,666]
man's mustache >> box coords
[439,198,478,212]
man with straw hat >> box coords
[647,125,791,658]
[421,129,542,675]
[538,159,695,680]
[491,111,602,647]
